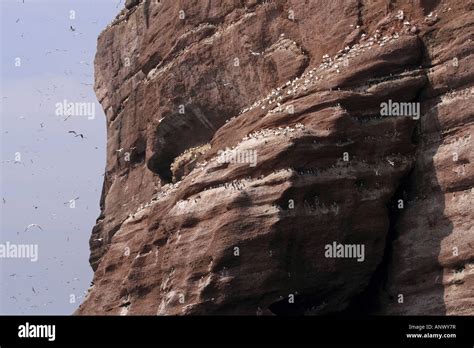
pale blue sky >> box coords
[1,0,120,314]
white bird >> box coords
[249,49,261,56]
[63,197,79,205]
[24,224,43,232]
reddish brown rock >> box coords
[76,0,473,315]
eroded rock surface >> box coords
[76,0,473,315]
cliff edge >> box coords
[76,0,473,315]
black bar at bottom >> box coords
[0,315,472,346]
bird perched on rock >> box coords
[249,49,262,56]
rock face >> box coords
[76,0,473,315]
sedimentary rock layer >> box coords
[76,0,473,315]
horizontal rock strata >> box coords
[76,0,473,315]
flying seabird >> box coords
[63,197,80,205]
[24,224,43,232]
[68,131,85,139]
